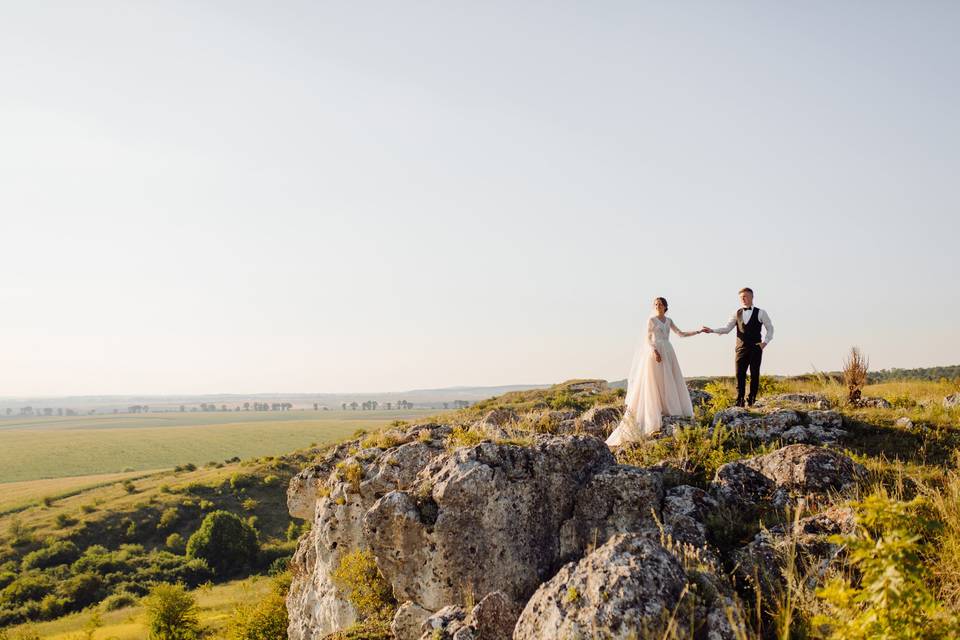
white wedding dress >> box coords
[606,315,696,445]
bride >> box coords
[606,297,704,445]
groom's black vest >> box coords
[736,308,763,351]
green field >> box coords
[0,410,432,484]
[3,575,275,640]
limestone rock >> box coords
[363,435,615,611]
[577,405,622,438]
[689,388,713,408]
[756,393,832,409]
[514,534,735,640]
[418,591,521,640]
[662,484,719,548]
[744,444,865,498]
[854,396,892,409]
[392,601,431,640]
[943,393,960,409]
[895,416,914,429]
[286,439,447,639]
[733,506,855,599]
[558,464,663,559]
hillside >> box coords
[3,374,960,639]
[284,375,960,639]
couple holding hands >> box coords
[606,287,774,446]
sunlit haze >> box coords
[2,2,957,395]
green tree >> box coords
[143,582,201,640]
[186,511,258,576]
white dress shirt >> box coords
[711,308,774,344]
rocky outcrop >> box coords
[286,426,449,639]
[515,533,736,640]
[943,393,960,409]
[712,406,847,444]
[364,435,614,611]
[711,444,864,511]
[853,396,892,409]
[287,399,867,640]
[755,393,832,409]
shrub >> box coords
[1,573,56,605]
[21,540,79,570]
[158,507,179,530]
[166,533,186,553]
[101,590,139,611]
[330,549,396,620]
[335,462,363,493]
[7,519,33,547]
[121,480,137,494]
[227,572,290,640]
[242,498,258,512]
[174,463,197,473]
[548,390,588,411]
[186,511,258,576]
[56,572,104,609]
[262,474,280,487]
[813,492,960,638]
[703,380,734,413]
[842,346,870,404]
[54,513,77,528]
[80,504,96,514]
[41,497,54,507]
[143,582,201,640]
[230,473,256,492]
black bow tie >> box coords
[742,307,753,311]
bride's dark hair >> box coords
[654,297,668,311]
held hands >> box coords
[700,326,713,334]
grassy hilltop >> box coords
[1,369,959,639]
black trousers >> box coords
[735,345,763,405]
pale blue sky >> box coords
[1,2,957,395]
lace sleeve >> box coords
[646,318,657,347]
[669,318,698,338]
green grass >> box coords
[0,410,432,483]
[2,575,274,639]
[0,471,165,515]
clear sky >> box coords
[1,2,957,396]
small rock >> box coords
[756,393,831,408]
[895,417,914,429]
[854,396,892,409]
[578,405,622,438]
[943,393,960,409]
[392,601,431,640]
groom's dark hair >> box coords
[739,287,754,295]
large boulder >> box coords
[744,444,866,497]
[710,444,864,512]
[286,429,449,640]
[514,533,736,640]
[662,484,719,549]
[558,465,663,559]
[363,435,615,611]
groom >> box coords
[702,287,774,407]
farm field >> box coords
[0,409,432,484]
